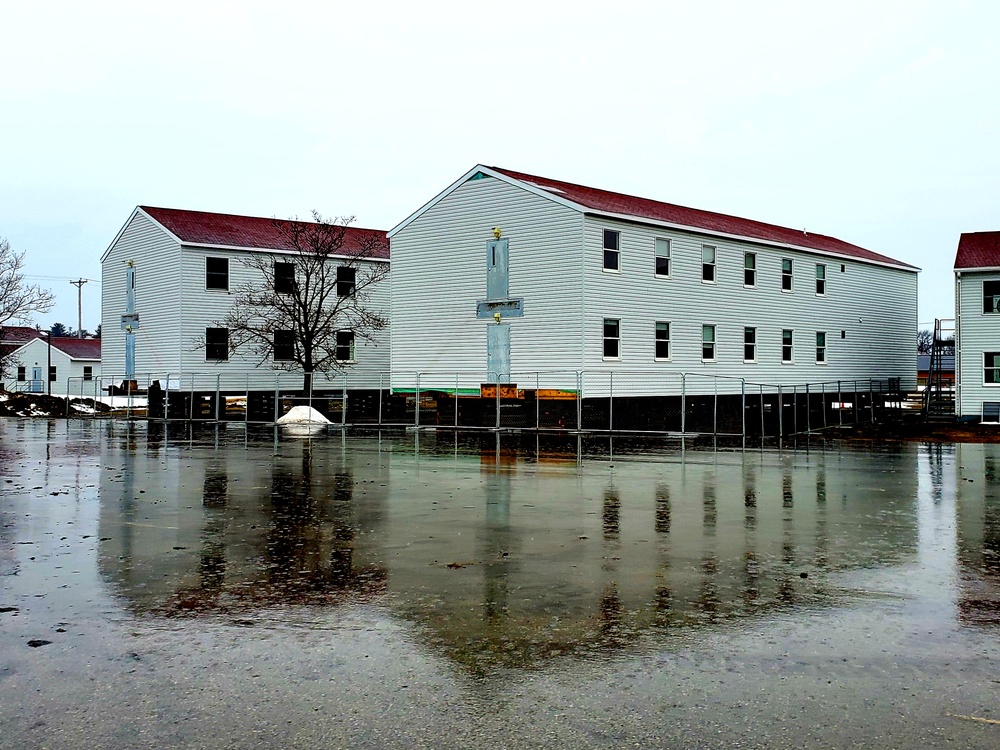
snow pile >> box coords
[276,405,331,425]
[0,394,7,402]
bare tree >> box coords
[917,329,933,354]
[1,237,54,328]
[1,237,55,381]
[218,213,389,392]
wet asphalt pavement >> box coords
[1,419,998,749]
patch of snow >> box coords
[276,405,331,425]
[0,394,7,401]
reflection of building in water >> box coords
[99,431,923,674]
[98,432,389,613]
[955,444,1000,625]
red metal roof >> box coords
[140,207,389,259]
[49,338,101,359]
[0,326,43,344]
[491,167,915,268]
[954,231,1000,269]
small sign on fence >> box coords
[480,383,521,399]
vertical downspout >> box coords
[579,212,587,397]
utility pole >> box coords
[70,279,88,338]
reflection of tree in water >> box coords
[161,446,386,615]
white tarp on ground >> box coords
[276,405,331,425]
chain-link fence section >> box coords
[68,370,904,438]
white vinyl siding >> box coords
[390,174,584,388]
[100,210,183,380]
[957,271,1000,417]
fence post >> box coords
[681,373,686,435]
[609,371,614,433]
[455,373,460,429]
[806,383,811,433]
[760,384,765,439]
[415,373,421,428]
[778,384,783,438]
[273,375,279,423]
[821,381,827,429]
[576,371,583,432]
[713,375,718,436]
[741,378,746,447]
[164,373,171,422]
[793,385,798,435]
[378,373,384,427]
[188,374,195,422]
[245,373,250,424]
[535,372,540,430]
[869,380,875,424]
[342,373,347,427]
[495,370,501,431]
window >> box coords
[983,281,1000,313]
[205,327,229,361]
[274,262,295,294]
[816,331,826,363]
[273,330,295,361]
[335,330,355,362]
[654,238,670,277]
[781,259,793,291]
[816,264,826,295]
[744,252,756,287]
[603,318,620,358]
[702,324,716,361]
[744,327,756,362]
[16,365,25,381]
[48,366,57,382]
[985,352,1000,384]
[655,321,670,360]
[83,366,93,381]
[782,329,793,363]
[702,245,716,283]
[206,257,229,290]
[336,266,356,297]
[603,229,620,271]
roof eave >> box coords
[178,241,390,263]
[584,209,920,272]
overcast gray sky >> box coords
[1,0,997,334]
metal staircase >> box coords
[924,318,955,421]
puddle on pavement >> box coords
[2,419,999,680]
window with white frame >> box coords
[273,330,295,361]
[603,229,620,271]
[983,280,1000,313]
[782,329,793,362]
[335,331,356,362]
[781,259,793,291]
[16,365,25,381]
[816,331,826,363]
[654,238,670,277]
[48,365,57,382]
[206,257,229,290]
[816,264,826,295]
[206,327,229,361]
[985,352,1000,384]
[603,318,620,358]
[744,326,756,362]
[655,321,670,360]
[744,252,756,287]
[83,366,93,381]
[274,262,295,294]
[702,324,716,361]
[702,245,716,283]
[336,266,356,297]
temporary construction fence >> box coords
[67,369,904,438]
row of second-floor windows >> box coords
[205,327,355,363]
[602,229,837,295]
[603,319,832,364]
[204,258,356,297]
